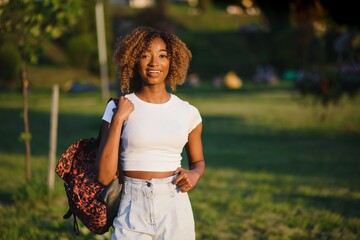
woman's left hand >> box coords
[172,167,201,192]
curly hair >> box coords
[113,26,192,93]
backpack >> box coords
[55,98,122,235]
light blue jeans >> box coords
[111,175,195,240]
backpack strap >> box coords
[73,215,80,236]
[63,208,72,219]
[63,209,79,236]
[96,97,120,141]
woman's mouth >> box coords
[147,70,160,74]
[146,70,161,77]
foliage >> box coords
[178,30,271,80]
[65,34,97,69]
[58,0,113,75]
[0,40,20,84]
[0,0,82,63]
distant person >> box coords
[96,26,205,239]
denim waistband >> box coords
[122,174,180,200]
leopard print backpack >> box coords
[55,98,122,235]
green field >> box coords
[0,83,359,239]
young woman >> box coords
[96,26,205,239]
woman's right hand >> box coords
[112,96,134,123]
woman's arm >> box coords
[173,123,205,192]
[96,97,134,185]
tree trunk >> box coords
[95,0,110,101]
[21,59,31,182]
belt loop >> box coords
[132,182,138,201]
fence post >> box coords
[48,84,59,192]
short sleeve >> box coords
[188,105,202,133]
[102,100,117,123]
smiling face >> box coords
[137,37,170,88]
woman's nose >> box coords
[148,56,158,66]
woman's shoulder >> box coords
[171,94,200,112]
[171,94,202,129]
[123,93,135,99]
[171,94,195,106]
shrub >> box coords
[65,34,97,70]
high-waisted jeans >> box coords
[111,175,195,240]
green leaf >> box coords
[19,132,32,142]
[50,28,62,38]
[29,26,40,37]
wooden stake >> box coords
[21,59,31,182]
[48,84,59,191]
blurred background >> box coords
[0,0,359,239]
[1,0,359,95]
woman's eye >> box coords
[160,54,168,58]
[141,54,149,58]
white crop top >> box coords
[102,93,202,172]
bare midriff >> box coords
[124,171,175,180]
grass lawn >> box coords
[0,83,359,239]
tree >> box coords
[0,0,82,182]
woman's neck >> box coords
[135,88,171,104]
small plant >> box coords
[12,177,48,203]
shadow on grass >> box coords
[0,191,12,205]
[202,115,360,180]
[0,108,101,156]
[1,107,359,180]
[273,192,360,218]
